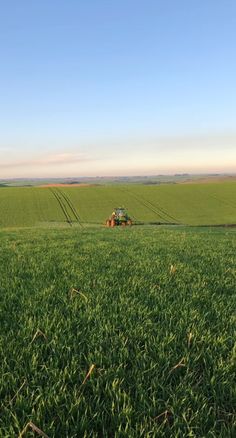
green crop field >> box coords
[0,182,236,228]
[0,226,235,437]
[0,183,236,436]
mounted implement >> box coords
[106,207,132,227]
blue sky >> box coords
[0,0,236,177]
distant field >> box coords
[181,175,236,184]
[0,182,236,228]
[0,225,235,437]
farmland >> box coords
[0,181,236,228]
[0,182,236,437]
[0,225,235,437]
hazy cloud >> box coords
[0,133,235,177]
[0,152,92,169]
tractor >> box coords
[106,207,132,227]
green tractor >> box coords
[106,207,132,227]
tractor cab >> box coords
[113,208,126,218]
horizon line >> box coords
[1,172,236,181]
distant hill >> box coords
[181,175,236,184]
[1,173,236,187]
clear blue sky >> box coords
[0,0,236,177]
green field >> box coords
[1,183,235,436]
[1,182,236,228]
[0,226,235,437]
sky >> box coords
[0,0,236,178]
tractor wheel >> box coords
[111,219,116,227]
[106,219,111,227]
[122,221,126,227]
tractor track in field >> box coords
[53,188,83,227]
[118,187,169,223]
[209,192,236,211]
[195,188,236,220]
[49,188,73,225]
[140,196,180,224]
[55,188,83,227]
[119,187,180,224]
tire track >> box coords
[54,189,76,224]
[56,188,83,227]
[141,196,180,223]
[195,187,236,222]
[49,188,73,226]
[209,192,236,211]
[118,187,169,222]
[119,187,180,224]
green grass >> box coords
[0,182,236,228]
[0,225,235,437]
[0,187,65,227]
